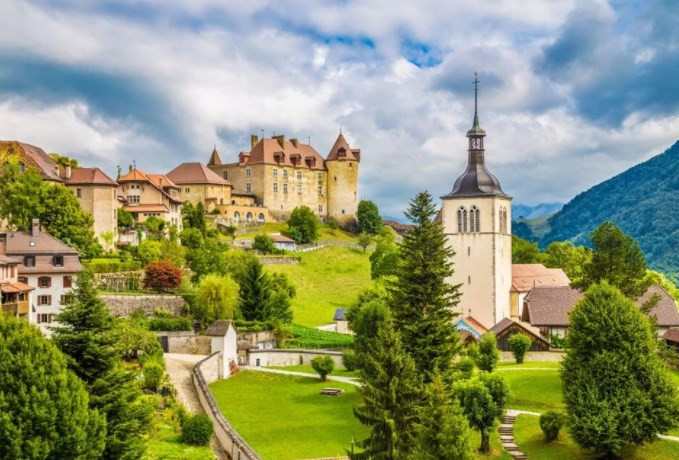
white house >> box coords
[206,320,239,377]
[270,234,296,251]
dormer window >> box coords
[24,256,35,267]
[53,255,64,267]
[338,147,347,158]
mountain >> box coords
[512,202,563,220]
[536,140,679,279]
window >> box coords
[457,207,467,233]
[53,255,63,267]
[317,172,323,182]
[468,276,471,285]
[128,195,140,204]
[246,183,252,193]
[38,295,51,305]
[283,170,288,180]
[258,213,265,223]
[499,207,508,233]
[318,205,323,213]
[296,171,302,181]
[283,183,288,194]
[317,186,322,196]
[222,171,228,180]
[469,205,480,232]
[273,183,278,193]
[334,176,337,182]
[184,187,190,193]
[38,276,51,288]
[38,313,52,324]
[246,168,252,178]
[60,294,74,305]
[273,168,278,179]
[24,256,35,267]
[19,162,25,172]
[76,188,82,198]
[63,276,72,288]
[18,276,27,284]
[297,184,302,194]
[246,212,253,222]
[233,211,240,222]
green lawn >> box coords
[515,414,679,459]
[502,369,564,413]
[209,371,367,460]
[144,406,213,460]
[498,361,561,369]
[267,364,359,378]
[266,246,372,326]
[236,223,359,242]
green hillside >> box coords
[536,140,679,280]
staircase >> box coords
[499,414,528,459]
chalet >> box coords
[489,317,551,352]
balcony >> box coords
[1,300,29,315]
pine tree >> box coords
[352,318,421,459]
[390,191,461,383]
[562,282,679,456]
[411,374,474,460]
[239,259,274,321]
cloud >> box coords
[0,0,678,218]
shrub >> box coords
[142,359,165,392]
[540,410,566,442]
[252,234,276,254]
[181,413,213,446]
[143,260,183,292]
[326,217,340,230]
[84,259,141,273]
[508,333,533,364]
[147,316,193,331]
[179,227,204,250]
[476,332,500,372]
[342,349,358,371]
[310,355,335,381]
[454,356,475,380]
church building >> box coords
[441,79,513,329]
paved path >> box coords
[164,353,228,460]
[242,366,361,386]
[497,368,558,371]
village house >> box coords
[207,133,360,224]
[510,264,570,319]
[0,253,34,322]
[1,219,82,333]
[271,234,296,251]
[117,167,183,230]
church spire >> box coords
[467,72,486,140]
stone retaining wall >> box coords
[247,349,343,367]
[193,353,261,460]
[101,294,185,317]
[156,331,212,355]
[258,256,300,265]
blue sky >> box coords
[1,0,678,217]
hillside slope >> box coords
[539,141,679,278]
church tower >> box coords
[441,75,512,328]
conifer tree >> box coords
[411,374,474,460]
[562,282,679,456]
[390,191,461,383]
[352,318,421,459]
[239,259,274,321]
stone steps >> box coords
[499,414,528,459]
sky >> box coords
[1,0,679,218]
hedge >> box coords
[148,316,193,331]
[84,259,142,273]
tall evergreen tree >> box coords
[390,191,461,383]
[239,259,274,321]
[562,282,679,456]
[0,316,106,459]
[352,318,421,459]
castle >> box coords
[206,133,361,223]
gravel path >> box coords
[164,353,228,460]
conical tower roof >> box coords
[326,133,360,161]
[208,145,222,166]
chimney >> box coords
[129,164,133,172]
[32,219,40,237]
[290,138,299,148]
[65,166,72,179]
[250,134,259,148]
[273,134,285,148]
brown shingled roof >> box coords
[123,204,169,213]
[512,264,570,292]
[166,162,230,186]
[64,167,118,186]
[326,133,360,161]
[206,320,235,336]
[118,168,182,203]
[664,328,679,344]
[245,137,326,170]
[148,174,179,190]
[1,141,63,182]
[1,281,34,293]
[208,147,222,166]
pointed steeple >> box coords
[208,145,222,166]
[467,73,486,138]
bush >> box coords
[181,413,213,446]
[252,234,276,254]
[148,316,193,331]
[142,359,165,392]
[326,217,340,230]
[143,260,183,292]
[540,410,566,442]
[476,332,500,372]
[508,333,533,364]
[310,355,335,381]
[342,349,358,371]
[454,356,475,380]
[84,259,141,273]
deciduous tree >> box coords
[357,200,382,234]
[143,260,183,292]
[357,231,372,253]
[195,274,240,326]
[369,230,399,279]
[476,332,500,372]
[287,205,319,243]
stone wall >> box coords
[247,349,343,367]
[193,353,261,460]
[155,331,212,355]
[101,294,185,317]
[258,256,300,265]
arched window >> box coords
[463,209,468,233]
[246,212,253,222]
[457,207,464,233]
[233,211,240,223]
[503,208,508,233]
[470,205,480,232]
[499,207,508,233]
[258,213,265,223]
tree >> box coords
[100,230,116,249]
[346,284,391,374]
[117,208,134,229]
[476,332,500,372]
[268,290,293,323]
[0,316,106,459]
[353,318,421,459]
[357,200,382,234]
[159,239,186,268]
[369,230,399,279]
[182,201,207,234]
[310,356,335,381]
[187,237,229,281]
[270,272,296,298]
[562,282,679,456]
[195,274,240,326]
[252,234,276,254]
[390,191,461,384]
[222,224,238,243]
[512,235,543,264]
[48,152,79,168]
[239,259,273,321]
[543,241,591,285]
[143,260,183,292]
[411,375,474,460]
[287,205,319,243]
[508,333,533,364]
[143,215,165,237]
[137,239,162,266]
[578,221,649,298]
[0,163,100,256]
[454,373,510,453]
[357,231,372,253]
[180,227,204,250]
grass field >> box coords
[209,371,367,460]
[514,414,679,459]
[502,369,564,412]
[236,223,359,242]
[267,364,359,378]
[144,406,213,460]
[265,246,372,326]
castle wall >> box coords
[176,183,231,211]
[326,159,359,222]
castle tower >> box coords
[325,133,360,223]
[441,75,512,328]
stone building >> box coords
[207,133,360,223]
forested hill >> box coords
[537,140,679,278]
